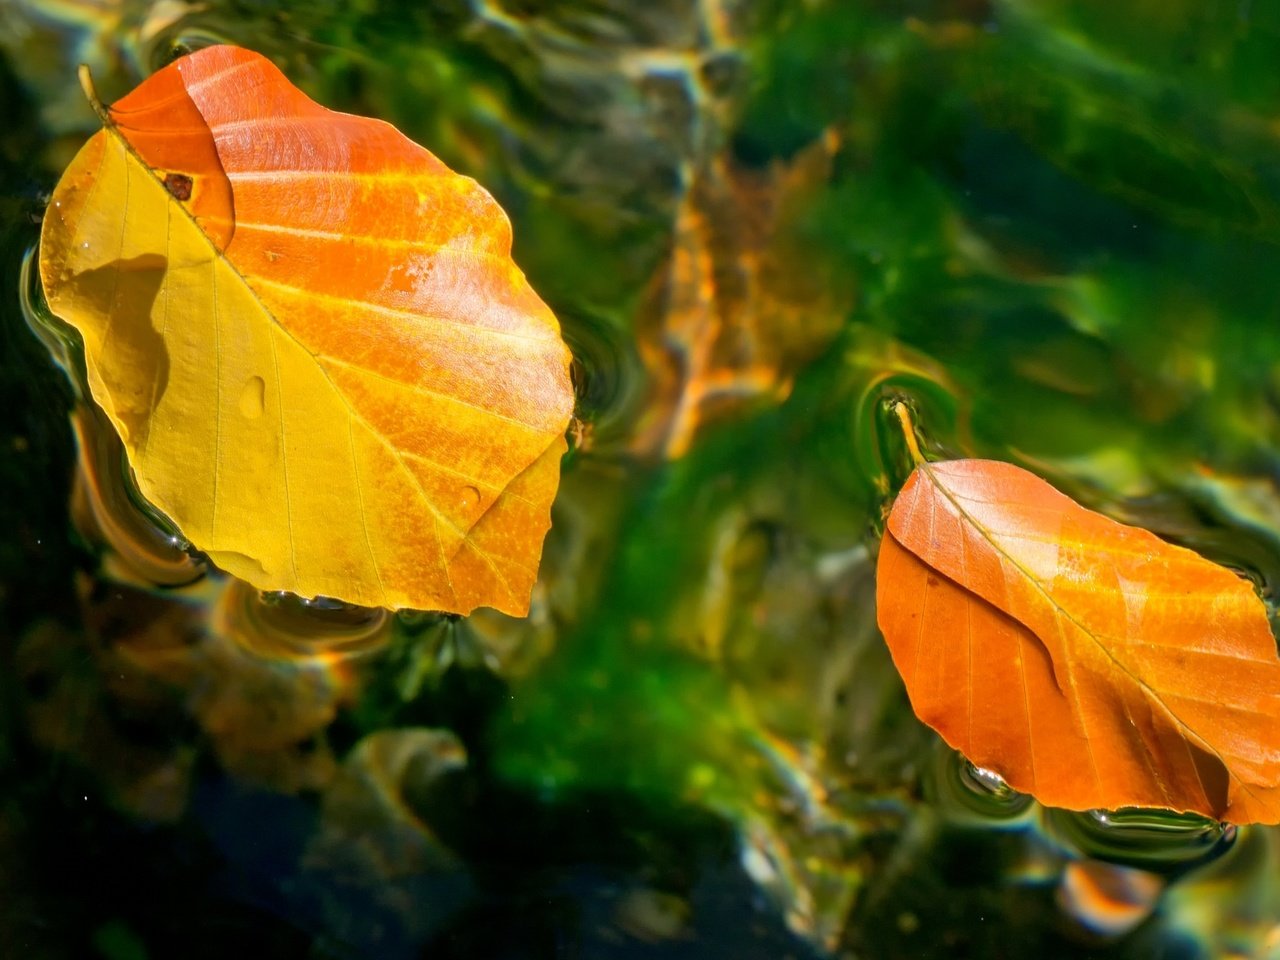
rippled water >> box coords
[3,1,1280,958]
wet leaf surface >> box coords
[39,45,575,615]
[878,458,1280,823]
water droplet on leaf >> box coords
[460,485,480,511]
[238,375,265,418]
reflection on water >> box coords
[1057,859,1165,940]
[71,403,207,586]
[1163,826,1280,958]
[927,745,1035,828]
[301,729,472,957]
[1045,807,1237,879]
[5,0,1280,957]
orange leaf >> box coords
[876,458,1280,824]
[39,46,575,615]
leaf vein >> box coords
[1111,639,1273,663]
[227,218,510,263]
[267,329,298,584]
[211,245,222,537]
[315,351,548,432]
[348,414,386,604]
[400,450,536,507]
[248,275,553,345]
[982,527,1211,567]
[181,58,259,96]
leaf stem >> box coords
[892,401,925,466]
[77,64,112,127]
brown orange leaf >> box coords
[631,135,850,459]
[876,457,1280,824]
[39,45,575,615]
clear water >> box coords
[3,1,1280,958]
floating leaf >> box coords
[876,457,1280,823]
[39,45,575,615]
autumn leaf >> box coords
[876,453,1280,824]
[39,45,575,616]
[630,135,850,459]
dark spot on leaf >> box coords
[163,173,193,201]
[927,575,940,587]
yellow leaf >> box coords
[39,46,575,615]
